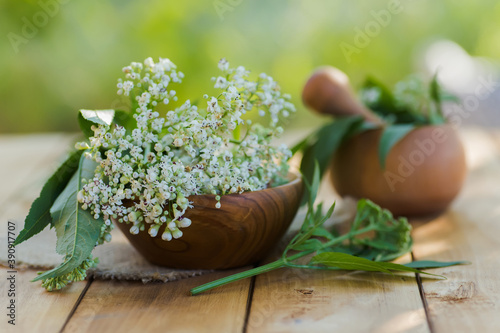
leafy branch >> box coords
[32,153,104,288]
[297,74,459,182]
[190,163,469,295]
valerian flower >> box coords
[76,57,296,241]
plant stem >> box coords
[190,251,308,296]
[190,259,285,296]
[190,225,376,295]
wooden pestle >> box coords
[302,66,382,124]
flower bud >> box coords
[161,231,172,241]
[179,217,191,228]
[130,225,140,235]
[172,229,183,239]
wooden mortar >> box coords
[331,125,467,217]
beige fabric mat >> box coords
[0,194,356,284]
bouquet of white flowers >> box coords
[15,57,296,290]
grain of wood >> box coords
[0,134,76,206]
[247,254,429,333]
[0,268,87,333]
[0,134,86,333]
[63,269,252,333]
[114,173,302,270]
[2,130,500,333]
[412,131,500,332]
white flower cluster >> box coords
[77,57,295,241]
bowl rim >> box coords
[186,170,302,201]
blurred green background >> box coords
[1,0,499,133]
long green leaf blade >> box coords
[378,124,415,169]
[14,150,84,246]
[311,252,393,273]
[404,260,471,269]
[300,116,364,205]
[32,154,103,281]
[311,252,443,278]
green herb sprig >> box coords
[296,74,458,191]
[190,164,468,295]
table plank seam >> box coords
[412,251,435,333]
[242,273,256,333]
[59,275,94,333]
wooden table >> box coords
[1,129,500,333]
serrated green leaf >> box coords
[32,154,103,282]
[404,260,471,269]
[311,252,443,278]
[337,199,413,262]
[14,150,84,246]
[311,227,336,240]
[378,124,415,169]
[285,201,335,258]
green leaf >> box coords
[311,252,443,278]
[300,116,364,205]
[113,110,135,133]
[78,109,115,138]
[309,161,321,208]
[331,199,413,262]
[190,198,467,295]
[291,238,324,251]
[361,76,428,124]
[285,201,335,258]
[439,92,460,103]
[429,73,440,103]
[360,76,398,114]
[291,131,315,155]
[32,154,103,282]
[232,124,241,141]
[404,260,471,269]
[78,113,96,138]
[14,150,84,246]
[378,124,415,169]
[78,109,134,138]
[80,109,115,126]
[428,74,446,125]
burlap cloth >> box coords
[0,185,357,284]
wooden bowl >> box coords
[331,125,467,217]
[115,172,303,269]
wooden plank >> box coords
[1,268,88,333]
[247,254,429,333]
[412,130,500,332]
[0,134,88,333]
[0,134,76,206]
[63,269,252,333]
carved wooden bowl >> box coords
[115,172,303,269]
